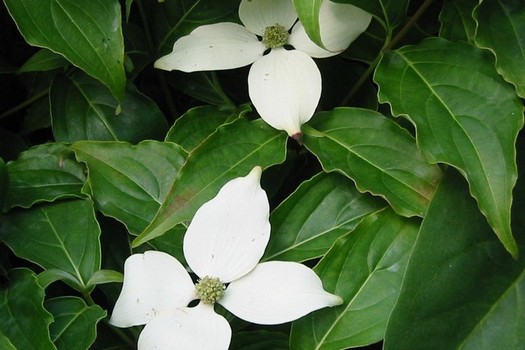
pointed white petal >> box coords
[290,2,372,58]
[154,23,265,72]
[289,22,335,58]
[248,48,321,136]
[184,167,270,283]
[220,261,343,325]
[239,0,297,35]
[138,303,231,350]
[109,251,196,327]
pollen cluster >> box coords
[195,276,226,304]
[262,24,289,48]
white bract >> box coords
[110,166,343,349]
[154,0,372,138]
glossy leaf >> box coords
[438,0,478,42]
[133,118,287,246]
[46,297,106,350]
[18,49,69,73]
[149,0,240,55]
[0,269,55,350]
[384,170,525,350]
[3,0,125,99]
[51,73,168,143]
[303,107,442,217]
[4,143,86,211]
[165,104,246,153]
[475,0,525,98]
[292,0,323,48]
[290,208,419,349]
[0,200,101,291]
[263,172,386,262]
[87,269,124,286]
[73,140,186,234]
[0,334,16,350]
[375,38,523,257]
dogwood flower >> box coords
[110,166,343,349]
[154,0,371,139]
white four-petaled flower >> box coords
[110,166,343,349]
[155,0,372,138]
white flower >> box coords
[110,166,343,349]
[154,0,371,138]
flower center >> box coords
[262,24,289,48]
[195,276,226,304]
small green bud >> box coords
[195,276,226,304]
[262,24,289,48]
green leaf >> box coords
[292,0,323,47]
[332,0,410,28]
[165,105,246,153]
[438,0,478,42]
[474,0,525,98]
[149,224,187,266]
[4,143,86,211]
[0,269,56,350]
[0,158,6,209]
[0,333,16,350]
[51,73,168,143]
[133,118,288,246]
[0,200,101,291]
[263,172,386,262]
[304,107,442,217]
[72,140,187,234]
[290,208,419,349]
[149,0,240,55]
[231,330,289,350]
[3,0,125,99]
[384,169,525,350]
[18,49,69,73]
[87,269,124,287]
[46,297,106,350]
[374,37,523,257]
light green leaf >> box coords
[72,140,187,235]
[474,0,525,98]
[51,73,168,143]
[263,172,385,262]
[290,208,419,349]
[165,104,246,153]
[0,333,16,350]
[374,37,523,257]
[18,49,69,73]
[304,107,442,217]
[133,118,287,246]
[3,0,125,99]
[46,297,106,350]
[0,200,101,291]
[292,0,323,47]
[87,269,123,287]
[439,0,478,42]
[4,143,86,211]
[384,169,525,350]
[0,269,56,350]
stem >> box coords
[0,88,49,120]
[340,0,435,105]
[135,0,179,121]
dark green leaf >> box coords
[304,107,442,217]
[18,49,69,73]
[384,169,525,350]
[0,158,6,210]
[475,0,525,98]
[3,0,125,99]
[149,0,240,55]
[439,0,478,42]
[133,118,287,246]
[46,297,106,350]
[0,333,16,350]
[332,0,410,28]
[231,330,289,350]
[4,143,86,211]
[72,140,187,234]
[51,73,168,142]
[263,172,386,262]
[374,38,523,257]
[0,200,101,291]
[0,269,55,350]
[291,208,419,349]
[165,104,246,153]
